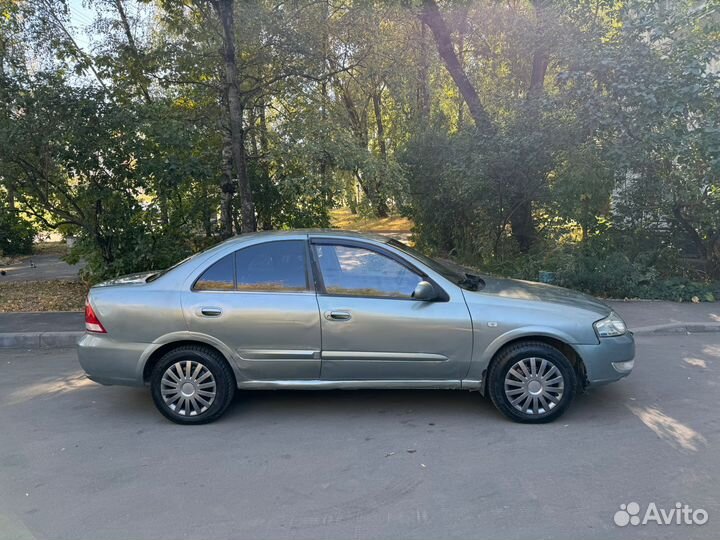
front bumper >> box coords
[77,333,148,387]
[574,332,635,386]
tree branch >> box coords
[420,0,494,133]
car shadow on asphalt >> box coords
[78,380,640,427]
[217,384,637,427]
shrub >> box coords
[0,207,35,257]
[467,235,718,301]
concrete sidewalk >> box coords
[0,301,717,349]
[608,300,720,334]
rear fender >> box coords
[138,331,239,381]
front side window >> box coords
[235,240,308,291]
[313,243,422,298]
[193,254,234,291]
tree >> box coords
[209,0,256,235]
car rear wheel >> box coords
[488,341,577,423]
[150,345,235,425]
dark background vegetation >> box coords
[1,0,718,301]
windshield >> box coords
[387,239,484,291]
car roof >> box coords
[221,229,392,245]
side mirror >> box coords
[412,280,436,301]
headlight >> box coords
[594,312,627,337]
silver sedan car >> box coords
[78,230,634,424]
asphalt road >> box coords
[1,334,718,540]
[0,312,84,333]
[0,254,84,283]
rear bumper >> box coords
[575,332,635,386]
[77,333,147,387]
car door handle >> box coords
[200,307,223,317]
[325,310,351,321]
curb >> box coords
[0,331,83,349]
[631,323,720,336]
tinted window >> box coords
[314,244,421,298]
[193,254,234,291]
[235,240,308,291]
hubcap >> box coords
[504,357,565,415]
[161,360,217,416]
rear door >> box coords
[182,239,321,381]
[310,238,473,381]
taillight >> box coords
[85,297,107,333]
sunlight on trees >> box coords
[0,0,718,299]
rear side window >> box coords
[193,254,234,291]
[235,240,308,291]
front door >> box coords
[310,239,473,381]
[183,239,321,381]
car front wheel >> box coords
[488,341,577,423]
[150,345,235,425]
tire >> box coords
[487,341,577,424]
[150,345,236,425]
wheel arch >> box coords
[141,338,237,385]
[473,332,587,395]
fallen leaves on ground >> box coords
[0,280,87,312]
[0,255,23,267]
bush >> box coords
[67,227,201,284]
[0,207,35,257]
[472,235,718,302]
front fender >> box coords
[463,326,590,391]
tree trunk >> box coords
[219,133,236,239]
[6,183,15,211]
[505,0,549,253]
[420,0,493,133]
[255,103,274,231]
[529,50,548,97]
[509,196,534,253]
[417,21,431,122]
[709,233,720,278]
[212,0,256,234]
[456,7,469,128]
[372,92,386,159]
[200,183,213,237]
[371,91,390,218]
[672,204,707,260]
[528,1,548,98]
[319,0,332,209]
[355,169,387,219]
[338,83,387,218]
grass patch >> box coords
[32,241,69,256]
[330,208,413,233]
[0,280,87,312]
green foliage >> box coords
[0,202,35,257]
[400,0,720,296]
[0,0,717,299]
[67,226,201,283]
[482,234,718,302]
